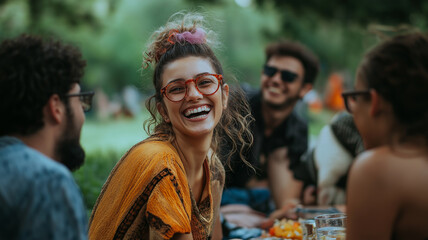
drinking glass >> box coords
[314,213,346,240]
[300,219,316,240]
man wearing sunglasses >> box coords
[0,35,93,239]
[222,40,319,228]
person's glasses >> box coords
[263,65,298,83]
[160,73,223,102]
[65,91,95,112]
[341,90,370,113]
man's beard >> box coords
[55,106,85,171]
[263,94,300,110]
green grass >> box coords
[80,111,149,155]
[73,110,150,214]
[308,109,336,137]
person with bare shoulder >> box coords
[343,32,428,239]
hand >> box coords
[334,204,347,213]
[302,185,317,205]
[258,202,299,230]
[258,199,300,229]
[269,203,299,220]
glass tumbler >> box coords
[314,213,346,240]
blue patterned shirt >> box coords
[0,136,88,240]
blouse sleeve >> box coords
[145,153,192,239]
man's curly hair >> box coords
[0,34,86,136]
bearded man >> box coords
[0,35,94,239]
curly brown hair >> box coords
[357,32,428,142]
[143,12,253,168]
[0,34,86,136]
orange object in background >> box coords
[324,73,345,111]
[308,99,323,113]
[303,89,323,114]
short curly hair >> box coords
[0,34,86,136]
[265,40,320,84]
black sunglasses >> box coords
[341,90,370,113]
[65,91,95,112]
[263,65,298,83]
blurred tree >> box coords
[186,0,428,90]
[4,0,425,104]
[196,0,427,26]
[0,0,118,32]
[257,0,428,26]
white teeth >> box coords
[268,86,281,94]
[184,106,211,117]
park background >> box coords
[1,0,427,214]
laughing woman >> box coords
[344,32,428,239]
[88,12,253,240]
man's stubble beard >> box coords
[55,104,85,172]
[263,93,301,111]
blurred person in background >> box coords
[221,40,319,228]
[345,32,428,239]
[0,34,93,239]
[297,111,364,207]
[88,12,253,240]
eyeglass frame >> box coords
[160,73,223,102]
[263,64,298,83]
[341,90,371,113]
[64,91,95,112]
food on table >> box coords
[268,219,303,240]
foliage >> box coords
[254,0,428,26]
[194,0,428,26]
[73,150,120,213]
[182,0,428,91]
[76,109,149,212]
[0,0,294,94]
[2,0,427,92]
[0,0,117,35]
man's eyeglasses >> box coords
[65,91,95,112]
[160,73,223,102]
[341,90,370,113]
[263,65,298,83]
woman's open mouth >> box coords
[183,105,212,120]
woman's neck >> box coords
[173,132,212,185]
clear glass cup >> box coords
[314,213,346,240]
[300,219,316,240]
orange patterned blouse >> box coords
[89,139,224,239]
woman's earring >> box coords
[163,115,170,123]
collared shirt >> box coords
[223,91,308,188]
[0,136,88,240]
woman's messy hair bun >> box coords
[143,12,218,68]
